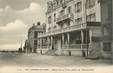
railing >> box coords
[70,44,81,49]
[63,24,82,33]
[37,45,49,49]
[41,45,48,49]
[51,29,62,35]
[56,13,73,23]
[38,24,87,38]
[62,44,90,50]
[37,44,90,49]
[102,35,112,41]
[62,45,69,49]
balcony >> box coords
[56,13,73,24]
[38,22,101,38]
[38,23,86,38]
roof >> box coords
[28,24,46,34]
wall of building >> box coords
[100,0,112,59]
[26,23,46,53]
[42,0,113,58]
[111,0,113,63]
[46,0,102,32]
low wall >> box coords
[37,49,48,54]
[102,52,112,59]
[62,50,83,56]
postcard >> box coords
[0,0,113,73]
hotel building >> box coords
[38,0,112,59]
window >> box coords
[60,0,63,4]
[90,13,96,21]
[53,0,57,9]
[34,40,37,46]
[75,18,82,24]
[54,13,56,22]
[68,6,72,13]
[34,31,38,38]
[75,2,82,13]
[86,13,96,21]
[75,19,78,24]
[108,3,112,20]
[86,0,89,9]
[103,42,111,52]
[37,40,40,46]
[76,40,81,44]
[60,9,65,16]
[86,0,95,9]
[75,4,77,12]
[48,27,51,31]
[38,31,43,36]
[90,0,95,8]
[48,16,52,24]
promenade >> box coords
[0,52,111,67]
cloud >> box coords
[0,20,28,50]
[19,2,45,24]
[28,2,42,12]
[0,0,31,10]
[0,1,46,50]
[0,8,3,12]
[19,3,42,13]
[0,20,27,32]
[0,2,45,26]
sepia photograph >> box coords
[0,0,113,73]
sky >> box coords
[0,0,49,50]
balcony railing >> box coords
[37,44,90,50]
[63,23,86,33]
[56,13,73,24]
[38,22,100,38]
[39,21,101,38]
[38,23,87,38]
[62,44,89,49]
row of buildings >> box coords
[24,0,113,60]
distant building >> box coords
[38,0,112,59]
[24,22,46,53]
[18,48,23,53]
[23,40,32,53]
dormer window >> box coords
[68,6,72,13]
[60,9,65,16]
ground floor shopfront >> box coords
[38,22,112,59]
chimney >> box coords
[33,23,35,26]
[37,22,40,26]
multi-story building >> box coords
[38,0,112,59]
[112,0,113,63]
[24,22,46,53]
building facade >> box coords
[112,0,113,63]
[24,22,46,53]
[38,0,112,59]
